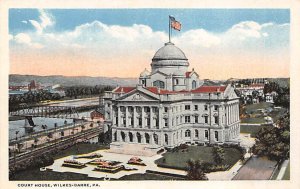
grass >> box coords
[54,143,109,160]
[11,169,103,181]
[241,117,265,124]
[282,161,290,180]
[241,102,286,124]
[155,146,242,171]
[119,173,184,180]
[244,102,273,113]
[240,125,273,137]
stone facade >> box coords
[103,42,240,148]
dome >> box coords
[151,42,189,68]
[140,68,150,77]
[152,42,188,61]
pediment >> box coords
[116,89,159,102]
[226,87,239,99]
[150,70,168,77]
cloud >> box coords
[10,20,289,58]
[29,9,55,34]
[12,33,43,49]
[14,33,31,44]
[21,20,27,24]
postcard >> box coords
[0,0,299,189]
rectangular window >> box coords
[146,118,150,126]
[131,117,133,126]
[214,116,219,124]
[215,131,218,141]
[214,105,218,111]
[138,117,142,127]
[155,118,159,127]
[164,118,168,127]
[194,105,198,111]
[204,116,208,124]
[204,105,208,111]
[185,116,191,123]
[185,105,190,110]
[205,130,208,140]
[195,116,198,123]
[164,107,168,113]
[123,117,126,126]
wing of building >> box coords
[102,42,240,148]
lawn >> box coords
[244,102,273,113]
[119,173,184,180]
[155,146,242,171]
[241,102,286,124]
[11,169,103,181]
[54,143,109,160]
[240,125,273,137]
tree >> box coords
[186,159,208,180]
[213,146,225,165]
[253,112,290,165]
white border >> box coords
[1,1,299,189]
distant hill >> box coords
[9,74,138,87]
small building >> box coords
[90,110,104,121]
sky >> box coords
[9,9,290,80]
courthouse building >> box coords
[102,42,240,148]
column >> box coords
[229,104,232,124]
[116,130,120,142]
[133,106,136,128]
[235,103,237,122]
[141,106,145,128]
[158,105,163,129]
[118,106,121,127]
[111,106,115,124]
[168,107,172,128]
[141,134,145,143]
[133,132,137,143]
[150,132,154,145]
[125,106,129,127]
[150,106,153,129]
[237,103,240,121]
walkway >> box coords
[46,149,186,179]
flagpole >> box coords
[168,16,171,42]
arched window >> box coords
[121,132,126,142]
[129,132,133,142]
[153,80,165,89]
[192,80,197,89]
[164,134,168,145]
[145,133,150,144]
[137,132,142,143]
[195,130,199,138]
[185,129,191,137]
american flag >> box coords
[169,16,181,31]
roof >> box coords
[152,42,188,61]
[185,71,192,78]
[145,87,178,95]
[191,86,227,93]
[114,86,135,93]
[113,85,227,95]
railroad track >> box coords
[9,127,103,167]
